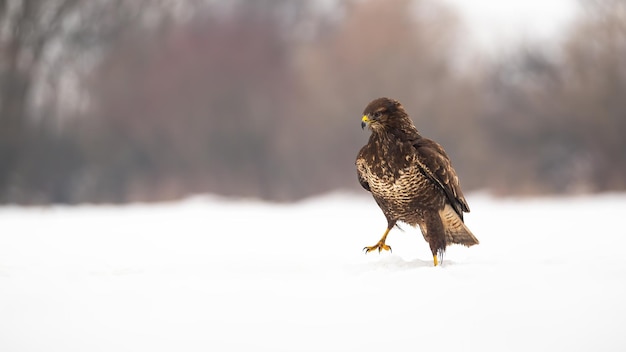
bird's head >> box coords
[360,97,418,139]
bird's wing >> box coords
[412,138,470,218]
[355,150,371,192]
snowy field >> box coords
[1,192,625,352]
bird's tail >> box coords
[439,204,479,247]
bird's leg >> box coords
[432,249,445,266]
[363,227,392,253]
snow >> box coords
[1,192,626,351]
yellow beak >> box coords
[361,115,369,129]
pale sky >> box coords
[441,0,579,55]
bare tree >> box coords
[0,0,177,203]
[561,0,626,191]
[0,0,80,201]
[480,0,626,194]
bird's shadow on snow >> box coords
[353,255,460,273]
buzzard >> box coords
[356,97,478,266]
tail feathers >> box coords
[439,204,479,247]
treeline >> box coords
[1,0,624,204]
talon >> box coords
[363,242,392,254]
[362,246,379,253]
[363,228,393,255]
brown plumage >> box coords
[356,97,478,266]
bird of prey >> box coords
[356,97,478,266]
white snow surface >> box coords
[1,192,626,351]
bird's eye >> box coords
[372,112,382,119]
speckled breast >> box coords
[362,158,445,225]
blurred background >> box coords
[0,0,624,204]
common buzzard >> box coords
[356,97,478,266]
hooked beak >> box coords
[361,115,369,130]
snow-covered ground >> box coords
[1,192,625,352]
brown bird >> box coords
[356,97,478,266]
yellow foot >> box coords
[433,255,439,267]
[363,242,392,253]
